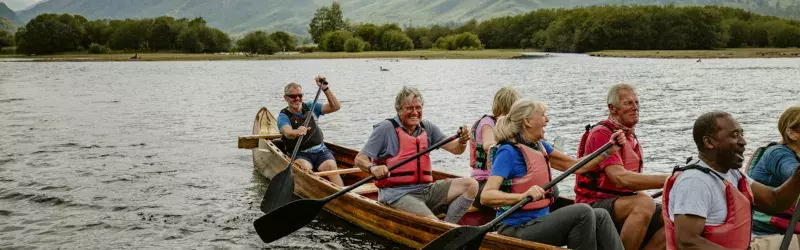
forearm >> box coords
[481,190,526,207]
[354,153,373,172]
[442,140,467,155]
[613,172,669,190]
[280,126,299,139]
[771,163,800,211]
[676,236,729,250]
[323,88,340,111]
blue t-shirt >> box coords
[490,140,554,227]
[277,101,325,150]
[748,144,800,235]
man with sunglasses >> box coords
[277,76,343,186]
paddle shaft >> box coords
[780,198,800,250]
[482,142,615,229]
[323,132,460,202]
[284,82,325,171]
[651,190,663,199]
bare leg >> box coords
[446,177,479,202]
[612,193,656,250]
[317,159,343,186]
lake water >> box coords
[1,54,798,249]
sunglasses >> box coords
[285,94,303,99]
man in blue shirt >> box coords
[277,76,342,186]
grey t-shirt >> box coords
[360,116,447,204]
[667,157,754,226]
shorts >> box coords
[590,197,663,245]
[295,148,335,172]
[472,180,494,211]
[388,179,453,218]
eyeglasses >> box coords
[285,94,303,99]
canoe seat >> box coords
[315,168,363,177]
[436,206,481,219]
[352,182,379,195]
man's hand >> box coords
[458,125,470,144]
[606,130,627,155]
[315,75,329,90]
[294,126,308,137]
[370,165,389,179]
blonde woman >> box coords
[469,87,519,209]
[481,99,625,250]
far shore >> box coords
[0,49,546,62]
[588,48,800,59]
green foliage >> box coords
[0,46,15,54]
[297,45,316,53]
[269,31,295,51]
[0,29,13,47]
[16,13,89,54]
[343,37,366,52]
[308,2,346,43]
[235,30,279,54]
[109,18,153,51]
[434,32,482,50]
[319,30,352,52]
[379,30,413,51]
[88,43,108,53]
[354,24,378,47]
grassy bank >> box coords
[0,49,541,62]
[588,48,800,59]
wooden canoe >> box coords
[248,107,570,249]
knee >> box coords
[571,203,595,220]
[319,161,337,171]
[630,194,656,219]
[593,208,612,221]
[465,178,479,196]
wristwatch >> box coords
[601,151,612,158]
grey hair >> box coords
[607,83,637,107]
[394,86,424,110]
[284,82,302,95]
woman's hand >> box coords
[522,185,546,201]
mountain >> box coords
[15,0,800,35]
[0,2,20,24]
[0,16,14,31]
[1,0,44,11]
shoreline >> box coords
[0,49,545,62]
[588,48,800,59]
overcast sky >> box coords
[2,0,45,11]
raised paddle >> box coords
[254,129,463,243]
[650,190,663,199]
[421,141,617,250]
[779,199,800,250]
[260,80,326,214]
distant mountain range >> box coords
[0,2,21,25]
[2,0,798,35]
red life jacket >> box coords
[469,115,496,171]
[574,120,641,203]
[374,119,433,188]
[497,141,555,210]
[746,142,800,233]
[662,165,753,250]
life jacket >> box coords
[470,115,497,171]
[663,164,753,250]
[746,142,800,233]
[574,120,641,202]
[280,103,324,154]
[496,140,555,211]
[374,119,433,188]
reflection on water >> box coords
[0,55,798,249]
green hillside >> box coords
[0,16,15,31]
[15,0,800,35]
[0,2,21,24]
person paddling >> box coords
[480,99,625,250]
[744,106,800,249]
[277,77,343,186]
[352,87,478,223]
[664,111,800,249]
[469,87,519,211]
[575,83,668,250]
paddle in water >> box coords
[421,141,617,250]
[254,129,463,243]
[260,80,326,214]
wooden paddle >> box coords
[259,82,325,214]
[421,141,616,250]
[780,200,800,250]
[237,134,281,149]
[254,129,463,243]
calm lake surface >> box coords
[1,54,799,249]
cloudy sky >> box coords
[2,0,45,11]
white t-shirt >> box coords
[667,157,754,226]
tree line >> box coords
[5,4,800,54]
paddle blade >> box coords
[421,226,487,250]
[254,199,325,243]
[260,167,294,213]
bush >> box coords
[0,46,16,54]
[88,43,109,54]
[434,32,482,50]
[297,45,317,53]
[343,37,366,52]
[434,35,456,50]
[236,30,279,54]
[319,30,352,52]
[380,30,413,51]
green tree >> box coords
[343,37,366,52]
[269,31,295,51]
[108,18,153,50]
[236,30,279,54]
[0,29,13,47]
[319,30,352,52]
[16,14,89,54]
[84,19,112,46]
[308,2,346,43]
[380,30,413,51]
[354,24,378,48]
[149,16,181,51]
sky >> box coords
[1,0,45,11]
